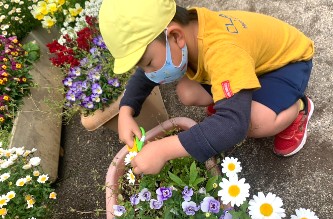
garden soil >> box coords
[52,0,333,218]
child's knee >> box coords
[176,84,195,105]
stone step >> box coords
[9,27,63,183]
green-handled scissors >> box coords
[135,127,146,152]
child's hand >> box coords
[118,106,142,147]
[131,135,190,175]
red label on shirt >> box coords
[221,80,233,98]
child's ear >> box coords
[167,24,186,49]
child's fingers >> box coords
[132,127,142,139]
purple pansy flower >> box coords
[93,35,107,49]
[219,208,233,219]
[182,186,193,201]
[89,47,99,57]
[130,194,140,206]
[108,78,120,87]
[156,187,172,201]
[138,188,151,201]
[65,90,75,101]
[91,83,102,95]
[91,94,100,103]
[182,201,199,216]
[113,205,126,216]
[63,77,73,87]
[200,196,220,214]
[149,199,163,209]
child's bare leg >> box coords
[176,76,213,106]
[248,100,300,138]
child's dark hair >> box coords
[155,5,197,42]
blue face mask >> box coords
[144,31,188,84]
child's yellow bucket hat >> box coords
[99,0,176,74]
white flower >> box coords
[33,170,40,176]
[9,154,18,161]
[126,169,135,185]
[221,157,242,178]
[1,160,14,169]
[15,147,25,156]
[0,173,10,182]
[25,175,32,182]
[6,191,15,200]
[37,174,49,183]
[16,178,27,186]
[23,163,32,170]
[31,148,37,152]
[0,195,9,208]
[124,152,137,165]
[248,192,286,219]
[27,197,36,208]
[49,192,57,199]
[218,175,250,207]
[291,208,319,219]
[29,157,41,166]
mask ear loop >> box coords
[164,28,177,65]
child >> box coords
[99,0,314,175]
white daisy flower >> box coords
[16,178,27,187]
[291,208,319,219]
[33,170,40,177]
[248,192,286,219]
[218,175,250,207]
[49,192,57,199]
[37,174,49,183]
[0,195,9,207]
[22,163,32,170]
[6,191,15,200]
[124,152,137,165]
[0,173,10,182]
[25,175,32,182]
[29,157,41,166]
[26,197,36,208]
[15,147,25,156]
[221,157,242,178]
[126,169,135,185]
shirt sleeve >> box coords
[119,68,159,117]
[178,89,252,162]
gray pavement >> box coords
[55,0,332,218]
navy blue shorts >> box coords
[202,60,313,114]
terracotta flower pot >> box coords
[105,117,221,218]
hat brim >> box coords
[113,46,147,74]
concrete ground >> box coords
[54,0,333,218]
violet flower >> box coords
[91,83,102,95]
[138,188,151,201]
[63,77,73,87]
[93,35,107,49]
[182,201,199,216]
[130,194,140,206]
[108,78,120,87]
[113,205,126,216]
[149,199,163,210]
[156,187,172,201]
[182,186,193,201]
[200,196,220,214]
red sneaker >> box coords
[206,103,216,116]
[273,97,314,156]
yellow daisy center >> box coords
[0,199,6,205]
[0,208,7,216]
[260,203,273,216]
[228,185,240,197]
[228,163,236,171]
[7,194,14,199]
[130,173,135,180]
[300,218,308,219]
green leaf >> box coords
[189,162,198,185]
[168,171,186,186]
[205,175,219,192]
[192,177,205,188]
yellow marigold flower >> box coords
[1,65,6,70]
[2,58,7,62]
[49,192,57,199]
[22,77,27,82]
[0,80,3,85]
[0,208,7,216]
[3,78,7,82]
[8,45,14,49]
[58,0,65,6]
[16,63,22,69]
[0,118,4,123]
[12,39,18,43]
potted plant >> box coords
[105,117,320,219]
